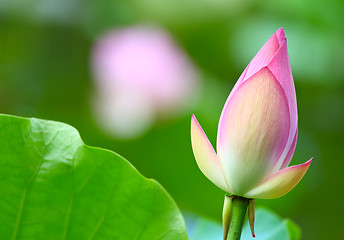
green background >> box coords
[1,0,343,239]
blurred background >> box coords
[1,0,343,239]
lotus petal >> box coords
[268,39,298,172]
[245,158,312,199]
[280,129,298,170]
[217,67,290,195]
[191,115,230,193]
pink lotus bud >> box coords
[191,28,312,199]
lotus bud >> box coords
[191,28,312,200]
[191,28,313,239]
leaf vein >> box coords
[87,165,121,240]
[12,148,45,240]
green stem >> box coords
[226,196,250,240]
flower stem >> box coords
[226,196,250,240]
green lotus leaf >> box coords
[0,114,188,240]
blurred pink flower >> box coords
[191,28,312,199]
[92,25,199,138]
